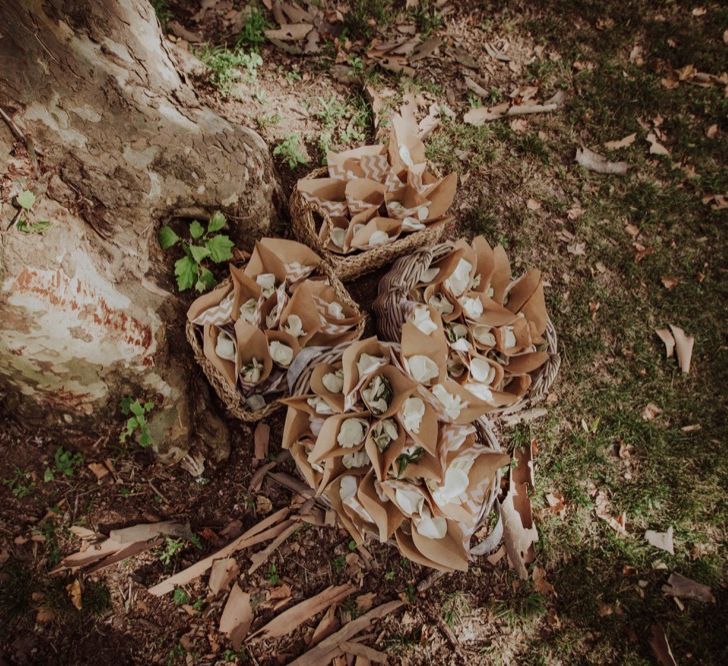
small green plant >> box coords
[159,538,185,567]
[192,597,205,612]
[197,46,263,95]
[151,0,172,26]
[384,570,396,581]
[273,134,309,170]
[237,6,270,49]
[347,539,358,552]
[332,555,347,574]
[14,189,51,234]
[266,563,280,584]
[3,468,34,498]
[159,211,234,292]
[342,0,394,39]
[119,397,155,447]
[410,0,442,36]
[43,447,83,482]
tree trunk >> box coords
[0,0,280,463]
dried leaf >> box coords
[647,132,670,155]
[66,579,82,610]
[645,526,674,555]
[251,584,354,640]
[532,566,556,596]
[501,484,538,579]
[604,133,636,150]
[265,24,313,41]
[669,324,694,374]
[545,491,567,517]
[595,491,627,535]
[219,583,252,649]
[288,601,404,665]
[575,147,630,175]
[526,198,541,211]
[339,640,389,663]
[209,558,239,595]
[655,328,675,358]
[463,102,510,125]
[662,572,715,603]
[641,402,663,421]
[87,462,109,481]
[409,37,442,62]
[649,625,677,666]
[660,276,679,290]
[567,241,586,256]
[254,422,270,460]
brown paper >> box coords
[396,392,440,456]
[187,282,232,323]
[429,378,494,423]
[234,319,273,384]
[357,470,405,542]
[278,284,324,346]
[420,173,457,220]
[364,418,406,482]
[308,414,370,465]
[490,245,512,304]
[229,264,262,323]
[341,337,391,397]
[202,324,237,387]
[327,144,386,179]
[401,321,449,385]
[349,217,402,249]
[411,520,469,572]
[310,363,346,413]
[360,365,417,419]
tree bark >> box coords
[0,0,280,463]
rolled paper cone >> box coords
[464,354,504,389]
[281,401,314,450]
[398,448,443,482]
[310,363,346,413]
[202,324,237,387]
[307,413,371,466]
[520,281,548,338]
[297,176,347,206]
[290,440,321,490]
[427,378,494,423]
[384,185,429,219]
[395,527,453,572]
[467,450,510,496]
[265,329,301,369]
[303,280,360,324]
[322,475,365,545]
[471,236,496,294]
[502,374,532,398]
[229,264,262,323]
[357,153,390,182]
[326,144,385,179]
[411,519,470,572]
[244,240,288,283]
[506,269,541,313]
[420,172,457,221]
[234,319,273,384]
[490,245,512,304]
[396,392,439,456]
[475,298,520,327]
[357,469,405,542]
[345,178,386,214]
[349,204,381,226]
[258,237,322,274]
[388,112,426,175]
[364,419,406,482]
[361,365,417,420]
[423,284,461,322]
[279,284,324,347]
[401,321,448,385]
[259,284,289,331]
[504,351,550,376]
[187,282,232,323]
[341,337,391,398]
[349,217,402,249]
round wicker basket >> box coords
[372,241,560,416]
[289,167,454,282]
[286,341,505,556]
[186,259,366,422]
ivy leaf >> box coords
[189,244,211,263]
[206,234,234,263]
[16,190,36,210]
[174,256,197,291]
[189,220,205,240]
[158,225,180,249]
[129,400,144,418]
[207,211,226,233]
[196,267,217,293]
[17,220,51,234]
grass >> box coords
[196,46,263,96]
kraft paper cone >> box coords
[466,354,505,389]
[411,520,470,572]
[471,236,496,294]
[401,321,448,385]
[327,144,385,179]
[259,238,321,273]
[519,280,548,337]
[323,475,366,544]
[385,185,429,220]
[234,320,272,385]
[203,324,237,387]
[229,264,262,324]
[396,391,439,456]
[357,470,405,542]
[428,378,493,423]
[297,177,348,215]
[506,269,541,313]
[423,284,461,322]
[388,112,426,175]
[290,440,321,490]
[341,337,391,398]
[398,448,442,482]
[504,351,550,376]
[187,282,232,323]
[349,217,402,249]
[490,245,512,304]
[420,172,457,221]
[503,374,532,398]
[364,418,406,482]
[310,363,346,413]
[349,204,381,227]
[395,527,451,571]
[281,401,314,450]
[259,285,288,331]
[475,298,520,327]
[278,287,323,346]
[308,413,370,465]
[244,240,288,284]
[360,365,418,419]
[265,330,301,369]
[345,178,386,215]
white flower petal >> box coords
[470,357,495,384]
[395,487,424,516]
[428,293,454,315]
[215,331,236,361]
[399,145,414,167]
[414,506,447,539]
[444,258,473,297]
[239,298,258,324]
[406,355,440,385]
[473,325,496,346]
[284,314,305,338]
[464,382,493,402]
[503,326,516,349]
[368,230,389,246]
[412,304,437,335]
[322,369,344,394]
[269,340,294,367]
[356,352,385,378]
[307,396,335,415]
[256,273,276,298]
[402,216,425,232]
[402,396,425,433]
[245,394,265,411]
[337,418,368,447]
[461,296,483,320]
[342,450,369,469]
[432,384,468,420]
[330,227,346,248]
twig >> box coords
[421,604,467,664]
[148,480,171,505]
[0,107,25,143]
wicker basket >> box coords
[287,341,506,559]
[372,241,560,416]
[290,167,454,282]
[186,260,366,422]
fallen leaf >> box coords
[624,223,640,237]
[567,241,586,256]
[219,583,252,649]
[595,491,627,535]
[209,558,239,595]
[87,462,109,481]
[680,423,701,433]
[641,402,663,421]
[649,625,677,666]
[545,491,567,517]
[256,495,273,513]
[254,422,270,460]
[668,324,694,374]
[526,198,541,211]
[645,526,675,555]
[655,328,675,358]
[509,117,528,133]
[702,193,728,210]
[604,133,637,150]
[647,132,670,155]
[501,482,538,579]
[662,572,715,603]
[706,124,718,138]
[575,147,630,175]
[532,566,556,595]
[66,579,82,610]
[251,584,354,640]
[463,102,510,125]
[264,24,313,41]
[691,7,706,16]
[36,606,56,623]
[660,276,679,290]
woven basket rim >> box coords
[290,166,454,282]
[371,240,560,417]
[187,259,366,422]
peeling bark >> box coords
[0,0,279,461]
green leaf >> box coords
[17,190,36,210]
[174,256,198,291]
[139,431,153,447]
[189,244,211,263]
[158,225,180,249]
[173,588,190,606]
[129,400,144,417]
[207,211,226,233]
[119,396,133,415]
[206,234,234,263]
[43,467,55,482]
[196,268,216,293]
[143,401,154,412]
[189,220,205,239]
[17,219,50,234]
